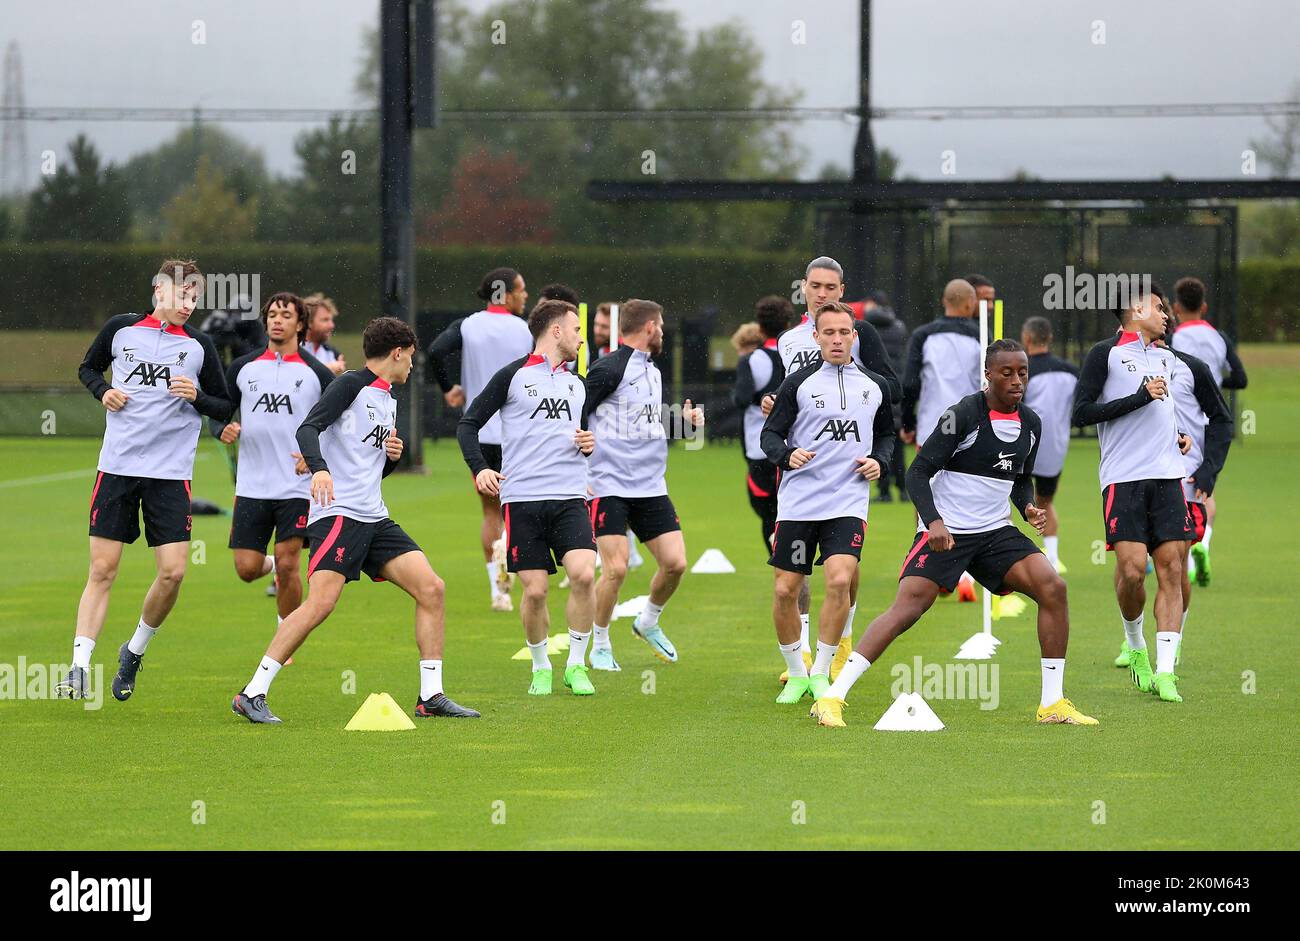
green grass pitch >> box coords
[0,349,1295,850]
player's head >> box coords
[593,302,613,349]
[984,338,1028,408]
[261,292,308,345]
[528,299,581,360]
[479,267,527,315]
[1114,284,1169,341]
[619,299,664,355]
[540,283,579,306]
[862,289,890,311]
[730,322,764,355]
[1173,277,1208,320]
[1021,315,1053,352]
[754,294,795,340]
[802,256,845,315]
[942,278,977,318]
[152,258,204,324]
[362,316,417,384]
[965,273,996,312]
[813,302,855,365]
[303,294,338,343]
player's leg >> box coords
[1112,540,1152,688]
[591,533,628,671]
[773,567,811,703]
[516,568,554,693]
[110,539,187,702]
[480,489,511,610]
[60,536,126,700]
[1178,539,1192,667]
[1189,496,1212,587]
[376,548,479,718]
[1148,539,1186,702]
[233,550,272,583]
[630,498,685,663]
[560,547,598,694]
[808,553,855,699]
[272,539,304,619]
[1035,475,1062,572]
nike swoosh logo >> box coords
[260,665,268,671]
[421,666,439,671]
[1045,665,1057,670]
[998,451,1015,459]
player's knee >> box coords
[774,579,801,604]
[568,566,595,592]
[823,570,852,596]
[88,556,119,586]
[273,548,299,576]
[661,554,687,580]
[421,574,445,608]
[522,581,549,605]
[602,560,628,584]
[1041,575,1068,610]
[234,559,262,582]
[1115,561,1145,588]
[157,563,186,588]
[308,593,338,619]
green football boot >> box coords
[808,673,831,701]
[1128,647,1155,692]
[563,664,595,696]
[1114,640,1133,668]
[528,668,553,696]
[1189,541,1211,587]
[776,675,811,704]
[1152,671,1183,702]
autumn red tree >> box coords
[422,147,554,245]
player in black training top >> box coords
[810,340,1098,728]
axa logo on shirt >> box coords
[529,397,572,420]
[790,350,820,370]
[123,362,172,387]
[361,425,391,449]
[251,392,293,414]
[813,418,861,442]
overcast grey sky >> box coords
[4,0,1297,186]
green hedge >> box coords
[0,243,803,335]
[1238,259,1300,342]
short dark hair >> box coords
[261,291,308,341]
[619,299,662,336]
[813,301,855,329]
[985,338,1025,363]
[965,273,993,290]
[1113,282,1166,323]
[754,295,794,339]
[362,316,417,358]
[1022,315,1053,346]
[867,289,891,307]
[1174,277,1205,313]
[539,283,579,306]
[477,267,520,303]
[527,299,577,340]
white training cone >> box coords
[953,632,1001,660]
[873,692,945,731]
[611,594,649,621]
[510,632,572,660]
[691,549,735,574]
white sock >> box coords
[1043,535,1059,567]
[841,603,857,641]
[244,655,282,698]
[487,561,500,597]
[592,624,611,650]
[266,555,276,576]
[567,628,591,667]
[799,613,810,651]
[1123,612,1146,649]
[419,659,443,699]
[639,600,664,628]
[127,618,157,656]
[779,639,808,677]
[812,640,837,677]
[1040,658,1065,708]
[1201,525,1212,549]
[827,652,870,700]
[1155,631,1179,673]
[72,636,95,670]
[528,638,550,671]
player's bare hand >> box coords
[574,429,595,455]
[1144,377,1167,400]
[760,393,775,417]
[899,428,916,445]
[444,385,466,408]
[168,375,197,401]
[1025,503,1048,535]
[475,469,504,496]
[219,422,241,444]
[682,399,705,427]
[1188,475,1209,503]
[328,359,347,376]
[311,470,334,506]
[855,456,882,480]
[291,452,309,475]
[1177,433,1191,455]
[788,448,816,469]
[384,431,403,461]
[101,389,130,411]
[926,519,954,552]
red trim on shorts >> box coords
[90,471,104,508]
[1103,483,1116,520]
[898,531,928,578]
[183,480,191,500]
[307,516,344,578]
[746,473,771,498]
[503,504,512,551]
[988,409,1020,421]
[589,497,600,532]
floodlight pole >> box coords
[848,0,876,298]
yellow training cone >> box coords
[345,692,416,731]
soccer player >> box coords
[733,296,792,552]
[1020,315,1079,573]
[762,257,900,678]
[761,303,896,705]
[965,273,997,314]
[591,302,614,360]
[1073,290,1194,703]
[457,299,599,697]
[899,278,983,601]
[427,267,534,612]
[210,292,334,629]
[301,294,347,376]
[811,340,1098,728]
[583,299,705,670]
[231,317,479,723]
[1169,276,1247,586]
[58,258,233,702]
[1157,338,1231,668]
